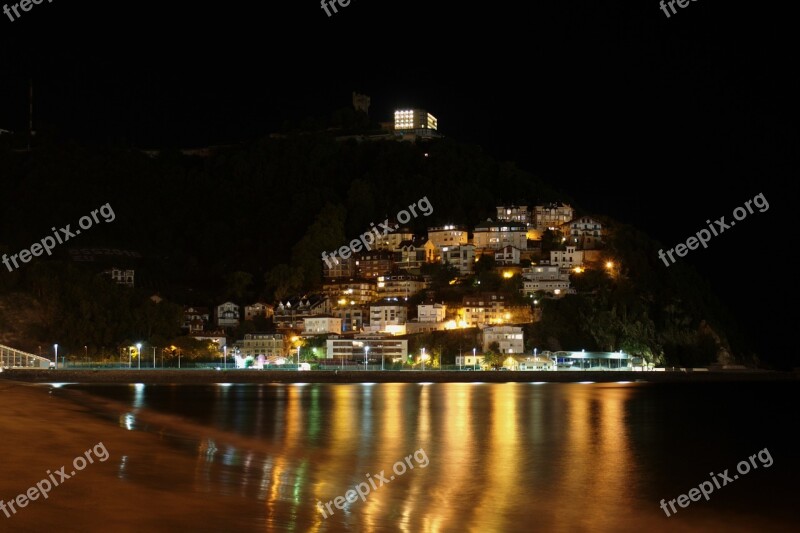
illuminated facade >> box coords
[418,303,446,323]
[326,335,408,363]
[368,300,408,335]
[394,109,438,131]
[482,326,524,354]
[472,220,527,250]
[533,202,574,232]
[303,316,343,335]
[274,295,331,330]
[215,301,240,327]
[550,246,584,268]
[235,333,286,358]
[440,244,475,274]
[459,293,508,327]
[395,238,437,270]
[427,225,468,250]
[356,250,395,278]
[560,216,603,249]
[496,205,531,226]
[459,293,533,326]
[504,355,555,371]
[377,273,428,299]
[520,265,572,298]
[322,279,377,306]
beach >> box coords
[0,381,265,532]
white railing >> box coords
[0,344,51,369]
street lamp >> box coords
[153,346,156,369]
[364,346,369,371]
[136,343,142,370]
[223,345,227,370]
[473,347,476,370]
[421,347,426,371]
[54,343,58,369]
[84,345,88,365]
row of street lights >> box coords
[51,342,480,371]
[51,343,173,368]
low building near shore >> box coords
[326,334,408,364]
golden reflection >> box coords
[396,385,432,532]
[551,384,634,531]
[359,383,408,531]
[422,383,474,532]
[309,386,361,530]
[472,384,521,530]
[173,383,640,531]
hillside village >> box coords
[2,101,651,371]
[160,200,619,370]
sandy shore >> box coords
[3,368,798,384]
[0,381,266,532]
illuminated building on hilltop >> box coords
[393,108,441,140]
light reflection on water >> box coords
[65,382,798,532]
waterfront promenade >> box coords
[3,368,798,384]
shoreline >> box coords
[3,368,798,384]
[0,381,260,530]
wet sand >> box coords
[0,381,262,532]
[2,368,798,384]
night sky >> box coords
[1,1,796,359]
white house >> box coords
[520,265,572,298]
[472,220,527,250]
[503,354,554,371]
[494,245,521,265]
[482,325,524,354]
[550,246,584,268]
[303,316,343,335]
[427,224,468,250]
[367,301,408,335]
[216,302,240,328]
[377,273,428,299]
[418,303,446,323]
[326,334,408,364]
[560,216,603,249]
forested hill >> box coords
[0,131,758,367]
[0,133,568,291]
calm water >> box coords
[60,382,799,532]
